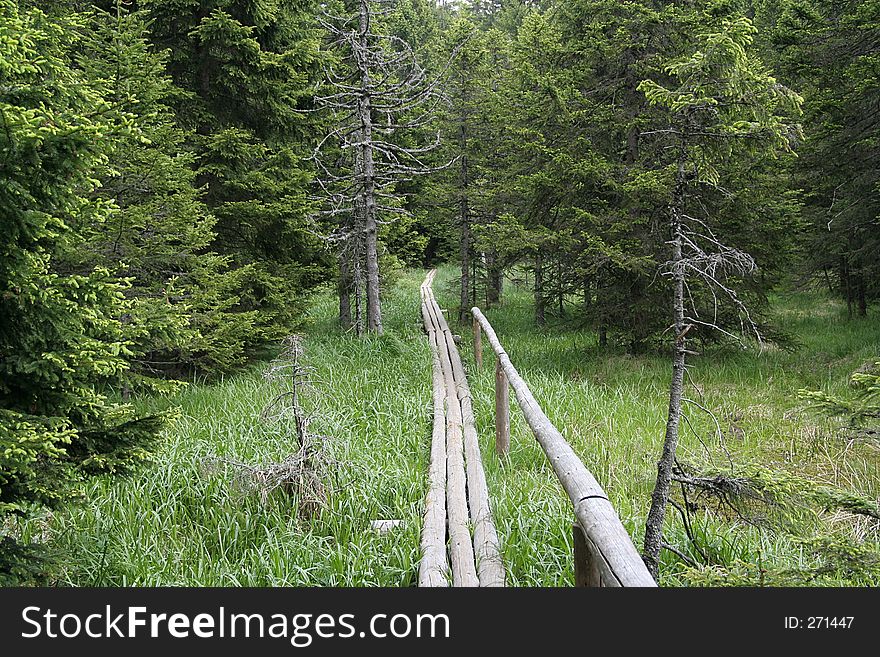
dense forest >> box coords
[1,0,878,586]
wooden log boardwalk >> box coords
[418,269,505,587]
[417,269,654,587]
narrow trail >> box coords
[418,269,505,587]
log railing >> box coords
[471,307,657,587]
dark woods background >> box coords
[1,0,877,583]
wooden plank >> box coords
[458,393,505,587]
[434,329,479,587]
[423,283,478,587]
[472,307,657,587]
[495,360,510,457]
[417,289,449,586]
[372,519,403,534]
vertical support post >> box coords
[573,523,602,587]
[495,360,510,457]
[473,316,482,368]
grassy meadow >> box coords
[18,266,880,586]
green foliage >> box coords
[144,0,332,345]
[57,3,275,383]
[0,535,57,587]
[1,0,877,588]
[745,466,880,521]
[15,273,435,586]
[638,17,802,183]
[771,0,880,314]
[800,362,880,427]
[28,268,880,586]
[0,1,164,581]
[636,14,802,347]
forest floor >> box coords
[24,266,880,586]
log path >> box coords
[418,269,505,587]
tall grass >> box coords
[21,274,432,586]
[19,267,880,586]
[433,268,880,585]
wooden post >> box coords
[495,360,510,457]
[473,316,483,368]
[573,523,602,587]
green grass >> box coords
[432,267,880,586]
[20,273,433,586]
[17,266,880,586]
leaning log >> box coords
[472,307,656,587]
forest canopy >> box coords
[1,0,877,584]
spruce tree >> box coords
[773,0,879,315]
[143,0,330,339]
[313,0,446,335]
[66,2,267,382]
[637,16,802,578]
[0,2,163,582]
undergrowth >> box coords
[9,267,879,586]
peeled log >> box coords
[440,322,504,587]
[426,299,478,586]
[420,272,477,586]
[472,307,656,587]
[417,289,449,586]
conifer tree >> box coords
[66,2,266,381]
[428,15,494,320]
[143,0,330,339]
[637,16,802,578]
[773,0,879,315]
[0,2,163,582]
[313,0,446,335]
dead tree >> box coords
[641,131,762,579]
[637,18,801,580]
[312,0,449,335]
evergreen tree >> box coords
[143,0,331,340]
[637,16,802,578]
[0,2,163,582]
[773,0,879,315]
[65,2,268,382]
[313,0,446,335]
[429,15,494,320]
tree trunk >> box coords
[822,267,833,294]
[471,255,477,310]
[353,250,364,337]
[358,0,382,335]
[857,272,867,317]
[557,260,564,316]
[841,257,853,318]
[459,216,470,323]
[595,274,608,347]
[642,151,689,581]
[458,107,470,323]
[338,248,352,330]
[535,253,545,327]
[487,248,502,306]
[629,277,647,355]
